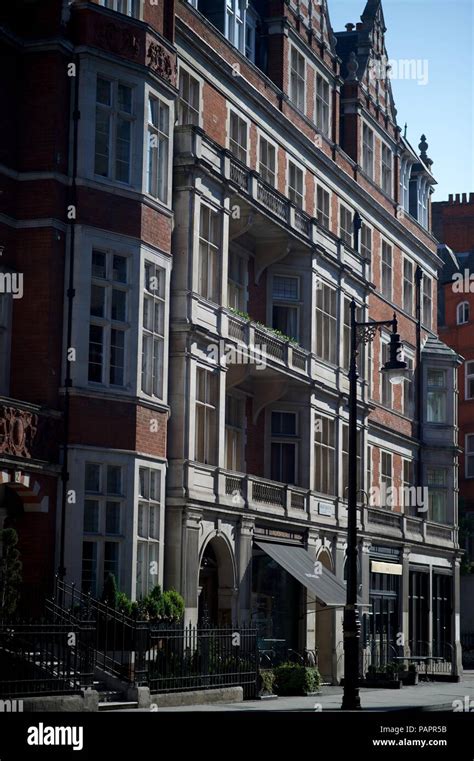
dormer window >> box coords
[362,124,374,179]
[457,301,470,325]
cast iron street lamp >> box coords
[341,300,410,711]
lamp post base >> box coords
[341,692,362,711]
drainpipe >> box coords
[58,53,80,581]
[415,266,423,490]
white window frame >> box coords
[177,64,202,127]
[466,361,474,400]
[362,123,374,179]
[146,92,170,204]
[422,274,432,329]
[194,366,219,465]
[381,142,393,196]
[225,393,246,472]
[402,347,415,418]
[287,158,304,209]
[339,202,353,247]
[94,75,135,185]
[270,409,299,485]
[466,434,474,479]
[426,368,447,424]
[315,280,337,365]
[316,184,330,229]
[381,240,393,300]
[271,273,301,342]
[227,248,248,311]
[457,301,470,325]
[289,44,306,112]
[314,414,336,495]
[257,131,278,187]
[403,257,414,314]
[197,201,222,303]
[88,249,130,389]
[225,0,246,52]
[100,0,141,19]
[228,109,249,164]
[380,450,393,505]
[315,72,331,136]
[360,222,372,260]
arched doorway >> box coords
[315,550,335,683]
[198,535,236,626]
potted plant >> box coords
[273,662,321,696]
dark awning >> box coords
[255,541,363,608]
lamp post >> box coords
[341,300,410,711]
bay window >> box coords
[82,462,124,595]
[141,261,165,398]
[228,250,246,311]
[147,95,169,202]
[427,368,447,423]
[88,250,129,387]
[427,468,448,523]
[95,77,133,183]
[137,467,161,598]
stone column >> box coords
[305,528,319,656]
[452,556,463,680]
[333,534,347,684]
[401,547,411,657]
[183,508,202,628]
[236,516,254,625]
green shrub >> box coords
[163,589,185,622]
[116,592,132,616]
[273,663,321,696]
[259,669,276,694]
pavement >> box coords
[138,671,474,712]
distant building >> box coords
[435,194,474,640]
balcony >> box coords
[225,311,310,380]
[363,507,456,548]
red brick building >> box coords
[435,194,474,570]
[0,0,176,608]
[0,0,463,682]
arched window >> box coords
[457,301,470,325]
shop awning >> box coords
[255,541,363,608]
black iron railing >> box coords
[148,624,258,699]
[0,621,95,697]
